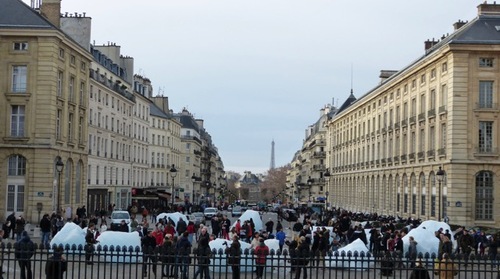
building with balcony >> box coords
[325,3,500,228]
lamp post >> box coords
[169,164,177,207]
[436,166,445,221]
[324,169,331,206]
[55,158,64,215]
[191,173,196,204]
[307,177,313,202]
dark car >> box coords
[279,209,298,222]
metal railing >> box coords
[1,244,499,279]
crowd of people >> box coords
[2,204,500,279]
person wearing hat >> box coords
[409,259,430,279]
[254,238,269,279]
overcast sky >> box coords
[28,0,478,174]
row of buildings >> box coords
[0,0,225,222]
[288,2,500,228]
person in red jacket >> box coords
[186,221,196,244]
[164,222,176,237]
[254,238,270,279]
[152,226,164,246]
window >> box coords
[13,42,28,51]
[10,105,25,137]
[430,89,436,109]
[420,74,426,85]
[441,62,447,73]
[79,82,85,104]
[59,48,65,59]
[440,124,447,149]
[479,81,494,108]
[70,55,76,65]
[429,126,435,150]
[12,66,27,92]
[479,58,494,68]
[8,155,26,176]
[412,79,417,89]
[7,185,24,212]
[78,117,83,144]
[57,71,63,97]
[419,129,425,152]
[430,68,436,79]
[478,121,493,153]
[81,61,86,71]
[69,76,75,102]
[56,109,62,140]
[68,113,74,141]
[420,94,426,113]
[441,84,448,108]
[475,171,494,220]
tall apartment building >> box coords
[173,108,203,204]
[0,0,92,220]
[326,3,500,228]
[286,105,336,204]
[86,44,136,211]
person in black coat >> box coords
[408,259,430,279]
[84,223,97,265]
[380,251,394,277]
[39,214,52,248]
[226,235,241,279]
[45,247,67,279]
[15,231,34,279]
[6,212,16,239]
[141,230,157,277]
[294,236,310,279]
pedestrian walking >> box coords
[409,259,430,279]
[434,253,458,279]
[160,234,174,277]
[408,236,418,268]
[14,231,34,279]
[254,238,269,279]
[45,247,67,279]
[226,235,241,279]
[193,233,211,279]
[40,214,52,248]
[6,212,16,239]
[84,223,97,265]
[174,232,192,279]
[141,230,157,277]
[294,236,310,279]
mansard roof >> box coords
[0,0,54,29]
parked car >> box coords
[110,210,131,232]
[279,208,298,222]
[188,212,206,226]
[203,207,218,220]
[231,206,243,217]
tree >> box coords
[259,165,290,203]
[224,171,241,203]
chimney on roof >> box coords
[477,1,500,16]
[453,20,467,30]
[40,0,61,27]
[424,39,439,51]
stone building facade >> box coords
[326,3,500,228]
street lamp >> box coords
[55,158,64,215]
[307,177,313,202]
[169,164,177,207]
[436,166,445,221]
[191,173,197,204]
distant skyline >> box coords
[24,0,478,174]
